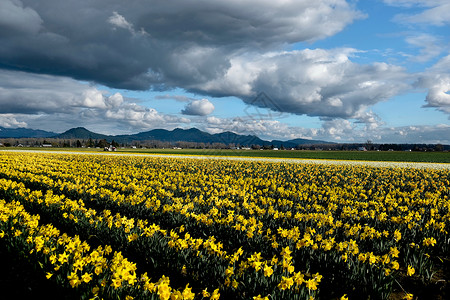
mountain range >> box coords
[0,126,333,147]
[0,127,56,138]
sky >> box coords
[0,0,449,144]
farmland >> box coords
[115,149,450,163]
[0,151,449,299]
[3,147,450,163]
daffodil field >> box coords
[0,151,449,299]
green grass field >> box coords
[115,148,450,163]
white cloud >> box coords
[423,77,450,114]
[106,93,124,108]
[384,0,450,26]
[155,95,193,102]
[107,11,145,35]
[201,115,450,144]
[195,48,410,121]
[383,0,446,7]
[399,5,450,26]
[405,34,444,62]
[0,114,27,128]
[105,103,189,129]
[108,11,133,31]
[79,90,124,109]
[378,124,450,144]
[321,119,355,140]
[182,99,215,116]
[0,69,189,133]
[81,89,107,109]
[353,110,384,130]
[205,116,291,138]
[417,55,450,115]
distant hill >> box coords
[213,131,266,146]
[271,138,334,148]
[122,128,214,143]
[114,128,267,145]
[2,126,333,147]
[288,138,333,145]
[0,126,56,138]
[58,127,334,146]
[56,127,110,140]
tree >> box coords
[96,139,109,148]
[87,138,95,148]
[111,140,119,148]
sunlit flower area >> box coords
[0,151,449,299]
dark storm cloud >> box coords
[1,0,414,124]
[0,0,42,37]
[0,0,362,90]
[1,0,160,89]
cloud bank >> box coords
[0,0,379,122]
[194,49,410,122]
[0,0,448,143]
[203,116,450,144]
[0,69,188,133]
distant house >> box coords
[358,147,367,151]
[42,144,52,147]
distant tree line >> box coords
[0,138,118,148]
[0,138,234,149]
[0,137,448,151]
[294,143,449,152]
